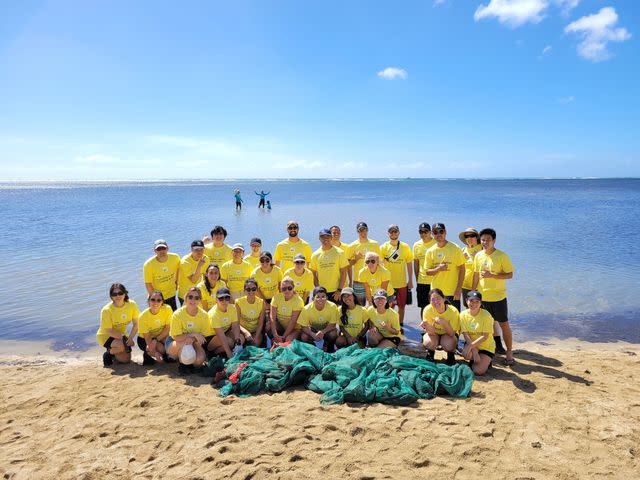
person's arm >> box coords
[435,317,455,337]
[269,304,282,342]
[283,310,301,339]
[145,283,154,295]
[311,269,319,287]
[454,265,465,299]
[338,267,347,290]
[482,271,513,280]
[126,319,139,346]
[188,259,206,283]
[364,284,372,306]
[143,332,155,351]
[406,261,414,290]
[380,280,389,293]
[301,291,309,304]
[231,321,243,345]
[472,272,479,290]
[157,324,170,342]
[255,303,266,339]
[413,259,421,282]
[216,328,234,358]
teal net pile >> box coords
[211,341,474,405]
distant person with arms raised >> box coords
[204,225,232,266]
[234,189,243,210]
[348,221,380,305]
[472,228,515,365]
[309,229,349,303]
[143,239,180,310]
[423,223,465,310]
[274,220,312,271]
[255,190,270,208]
[380,224,413,326]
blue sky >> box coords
[0,0,638,180]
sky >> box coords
[0,0,638,180]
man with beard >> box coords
[274,220,312,271]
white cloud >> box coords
[75,154,120,164]
[554,0,580,16]
[474,0,549,27]
[377,67,408,80]
[565,7,631,62]
[542,44,552,55]
[272,160,325,170]
[559,95,575,104]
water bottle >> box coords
[232,340,243,356]
[457,336,465,353]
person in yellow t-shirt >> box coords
[244,237,263,269]
[423,223,465,309]
[177,240,209,304]
[143,239,180,310]
[330,225,352,285]
[207,287,242,359]
[472,228,515,365]
[197,264,227,311]
[274,220,312,271]
[309,229,349,302]
[251,252,283,302]
[137,290,172,365]
[298,287,340,351]
[204,225,233,266]
[366,289,402,348]
[358,252,393,306]
[269,277,305,343]
[235,279,267,347]
[335,287,369,349]
[458,228,482,308]
[283,254,315,304]
[166,287,210,370]
[420,288,460,365]
[413,222,435,314]
[96,283,139,366]
[220,244,253,301]
[380,224,414,325]
[347,221,380,304]
[460,290,495,375]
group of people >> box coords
[97,221,514,376]
[233,189,271,210]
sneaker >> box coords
[103,351,113,367]
[142,352,156,366]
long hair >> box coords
[109,283,129,302]
[340,291,361,325]
[204,264,220,295]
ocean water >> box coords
[0,178,638,349]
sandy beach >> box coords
[1,338,639,480]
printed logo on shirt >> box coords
[155,319,160,325]
[437,252,443,258]
[236,270,241,274]
[470,321,479,330]
[187,322,194,328]
[289,247,295,252]
[162,266,168,272]
[249,310,255,315]
[121,314,126,319]
[266,278,271,283]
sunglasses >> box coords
[388,229,399,234]
[218,296,232,301]
[419,229,430,234]
[149,298,163,303]
[111,291,125,297]
[260,259,271,263]
[433,229,445,234]
[365,259,376,264]
[245,287,257,292]
[287,226,299,230]
[314,295,327,300]
[155,246,167,251]
[186,295,201,300]
[282,286,294,291]
[294,260,305,264]
[464,233,477,239]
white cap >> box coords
[180,344,196,365]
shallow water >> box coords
[0,178,638,349]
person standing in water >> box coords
[234,189,243,211]
[255,190,270,208]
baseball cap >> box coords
[466,290,482,301]
[154,239,168,250]
[340,287,355,296]
[232,243,244,251]
[388,224,399,232]
[373,289,387,299]
[418,223,431,231]
[191,240,205,249]
[432,223,446,231]
[319,228,331,237]
[293,253,306,263]
[216,287,232,298]
[250,237,262,246]
[356,221,368,231]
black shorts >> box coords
[137,336,147,351]
[326,292,341,305]
[416,283,431,310]
[482,298,509,323]
[382,336,401,346]
[103,337,115,349]
[446,296,461,311]
[479,349,495,359]
[204,335,215,346]
[165,296,178,311]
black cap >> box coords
[466,290,482,301]
[216,287,232,298]
[250,237,262,246]
[432,223,446,231]
[191,240,205,249]
[419,223,431,231]
[319,228,332,237]
[293,253,306,263]
[356,221,368,231]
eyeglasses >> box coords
[294,261,305,264]
[315,295,327,300]
[218,296,231,301]
[365,259,376,264]
[282,286,294,291]
[287,226,299,230]
[388,229,399,234]
[464,233,477,239]
[186,295,201,300]
[419,229,430,234]
[111,291,125,297]
[433,229,445,234]
[245,287,257,292]
[149,298,163,303]
[260,259,271,263]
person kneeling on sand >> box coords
[235,279,267,347]
[298,287,340,352]
[137,291,172,366]
[459,290,495,375]
[207,287,243,359]
[420,288,460,365]
[335,287,369,349]
[269,277,305,343]
[96,283,139,367]
[366,289,402,348]
[166,287,210,374]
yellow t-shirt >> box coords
[208,304,239,335]
[348,239,380,282]
[473,249,514,302]
[138,305,172,338]
[358,265,394,296]
[270,292,305,328]
[380,241,413,288]
[459,309,496,353]
[366,306,402,340]
[309,246,349,292]
[235,296,264,333]
[461,244,483,290]
[339,305,369,338]
[143,253,180,299]
[169,306,212,337]
[274,238,312,271]
[423,241,465,296]
[412,238,435,285]
[177,253,209,299]
[298,302,340,331]
[283,267,315,297]
[204,243,233,266]
[197,279,227,310]
[251,265,283,300]
[96,301,140,346]
[422,304,461,336]
[220,260,253,293]
[244,254,261,270]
